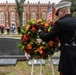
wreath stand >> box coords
[30,58,44,75]
[48,56,55,75]
[29,56,55,75]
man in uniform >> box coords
[39,1,76,75]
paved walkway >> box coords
[0,33,20,38]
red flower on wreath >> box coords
[22,34,30,43]
[50,21,54,26]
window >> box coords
[42,12,46,20]
[23,12,26,25]
[0,12,5,24]
[10,12,15,24]
[31,12,36,21]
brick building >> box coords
[0,1,55,27]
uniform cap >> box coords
[54,1,71,16]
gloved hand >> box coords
[38,30,45,43]
[38,28,42,33]
[38,26,44,33]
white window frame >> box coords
[31,12,36,21]
[0,12,5,24]
[10,12,15,24]
[42,12,46,20]
[22,12,26,25]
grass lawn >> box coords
[0,60,60,75]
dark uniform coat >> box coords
[39,14,76,74]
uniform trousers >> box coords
[60,72,76,75]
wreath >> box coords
[18,19,60,59]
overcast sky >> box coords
[0,0,61,4]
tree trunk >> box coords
[19,15,23,27]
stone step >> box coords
[52,59,59,65]
[0,55,25,60]
[0,58,17,66]
[28,59,46,65]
